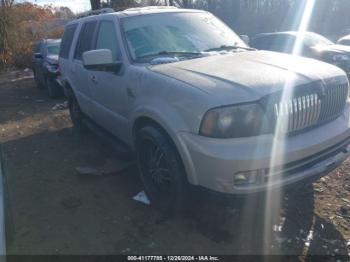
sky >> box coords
[24,0,91,13]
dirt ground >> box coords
[1,70,350,258]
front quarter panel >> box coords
[129,66,214,136]
[128,66,215,185]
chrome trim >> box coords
[274,83,347,133]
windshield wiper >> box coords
[204,45,255,52]
[137,51,203,60]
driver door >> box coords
[88,19,129,142]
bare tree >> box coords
[169,0,195,8]
[0,0,14,67]
[90,0,101,10]
[0,0,14,7]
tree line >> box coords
[0,1,73,69]
[91,0,350,37]
[1,0,350,69]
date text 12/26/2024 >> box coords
[127,256,219,261]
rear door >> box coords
[59,23,78,93]
[87,19,129,141]
[69,20,98,118]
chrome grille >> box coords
[274,84,348,133]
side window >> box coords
[95,20,120,61]
[59,24,78,59]
[253,37,273,50]
[275,36,295,53]
[74,21,98,60]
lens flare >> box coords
[263,0,316,255]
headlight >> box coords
[333,54,350,62]
[199,103,271,138]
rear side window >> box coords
[95,21,120,61]
[270,35,295,53]
[74,21,98,60]
[59,24,78,59]
[251,37,272,50]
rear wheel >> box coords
[136,126,188,214]
[67,91,87,133]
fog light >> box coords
[234,170,258,186]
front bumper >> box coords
[178,104,350,194]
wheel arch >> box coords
[132,115,198,185]
[63,80,74,98]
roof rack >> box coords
[124,6,178,12]
[76,8,114,19]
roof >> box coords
[43,39,61,44]
[339,34,350,41]
[254,31,298,38]
[69,7,205,24]
[253,31,317,40]
[118,6,203,18]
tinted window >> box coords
[59,24,77,59]
[251,36,274,50]
[96,21,120,61]
[75,21,98,60]
[253,35,295,53]
[270,35,295,53]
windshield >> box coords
[47,43,60,55]
[122,12,247,63]
[301,32,334,47]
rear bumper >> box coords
[177,104,350,195]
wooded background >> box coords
[1,0,350,69]
[0,0,73,69]
[92,0,350,37]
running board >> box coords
[82,118,134,160]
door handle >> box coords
[90,75,98,84]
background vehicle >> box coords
[337,35,350,46]
[250,31,350,77]
[59,8,350,213]
[32,39,62,98]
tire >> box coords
[67,91,88,133]
[33,70,44,89]
[46,77,61,98]
[136,126,188,214]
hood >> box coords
[46,54,59,65]
[313,44,350,54]
[149,51,346,104]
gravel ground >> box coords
[1,70,350,258]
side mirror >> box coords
[240,35,250,45]
[83,49,122,73]
[34,53,43,59]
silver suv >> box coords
[59,7,350,212]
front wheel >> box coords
[136,126,188,214]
